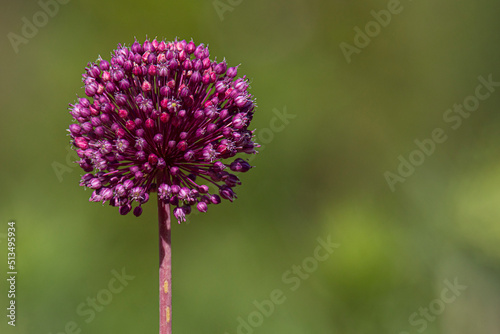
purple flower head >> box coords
[68,38,257,222]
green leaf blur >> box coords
[1,0,500,333]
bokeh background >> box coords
[1,0,500,333]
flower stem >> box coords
[158,197,172,334]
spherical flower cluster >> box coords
[68,38,257,222]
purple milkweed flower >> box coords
[67,38,258,223]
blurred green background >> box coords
[1,0,500,333]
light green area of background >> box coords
[1,0,500,333]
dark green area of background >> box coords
[1,0,500,333]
